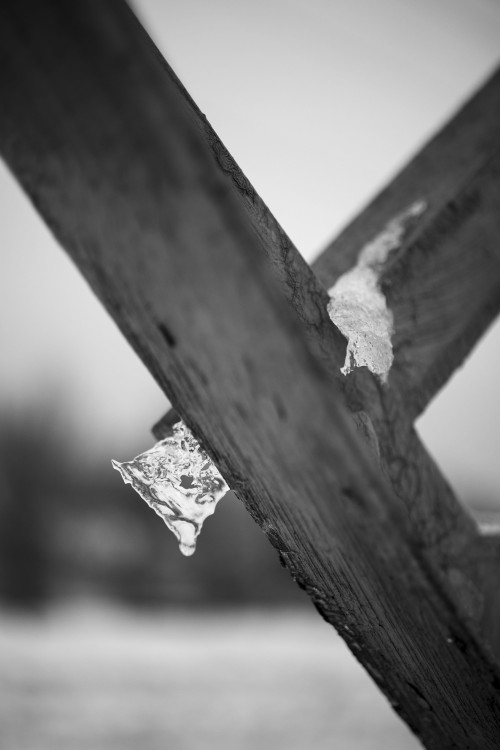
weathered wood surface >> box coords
[1,2,500,747]
[155,18,500,655]
[313,68,500,419]
[140,9,500,651]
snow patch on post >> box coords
[112,422,229,556]
[327,200,427,382]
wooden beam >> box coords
[139,4,500,651]
[1,2,500,746]
[312,68,500,419]
[170,39,500,651]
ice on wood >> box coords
[327,200,427,382]
[112,422,229,556]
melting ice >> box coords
[327,200,427,382]
[112,422,229,556]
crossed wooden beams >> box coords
[1,2,500,747]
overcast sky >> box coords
[1,0,499,502]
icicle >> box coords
[112,422,229,556]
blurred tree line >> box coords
[0,406,306,610]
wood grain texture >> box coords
[313,68,500,419]
[1,2,500,746]
[152,8,500,654]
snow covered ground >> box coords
[0,606,420,750]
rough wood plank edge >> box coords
[312,66,500,421]
[1,2,500,746]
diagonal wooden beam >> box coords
[137,24,500,650]
[312,68,500,419]
[149,19,500,654]
[1,2,500,746]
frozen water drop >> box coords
[112,422,229,556]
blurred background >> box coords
[1,1,499,748]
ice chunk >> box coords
[327,200,427,382]
[112,422,229,556]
